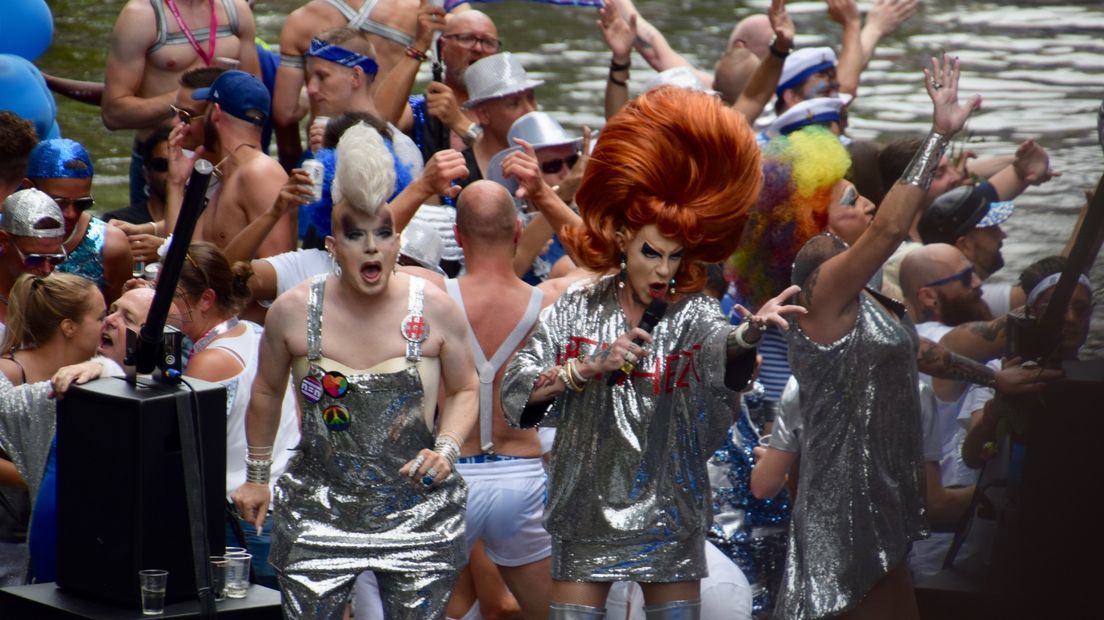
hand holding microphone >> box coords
[607,299,668,386]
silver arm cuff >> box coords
[280,53,305,69]
[901,131,951,191]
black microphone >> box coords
[607,298,668,386]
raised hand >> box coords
[420,149,469,198]
[734,284,806,340]
[826,0,861,26]
[425,81,466,133]
[413,0,447,52]
[925,54,981,137]
[865,0,919,38]
[1013,139,1061,186]
[769,0,795,52]
[598,1,636,63]
[275,168,316,213]
[501,138,547,202]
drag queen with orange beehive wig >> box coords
[502,86,805,620]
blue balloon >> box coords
[0,53,59,140]
[0,0,54,61]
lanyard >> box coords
[165,0,218,67]
[192,316,240,354]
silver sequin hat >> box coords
[462,53,544,109]
[507,111,582,151]
[399,221,447,275]
[0,189,66,238]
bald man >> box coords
[436,181,557,618]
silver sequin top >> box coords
[0,376,54,505]
[501,275,745,549]
[775,292,927,618]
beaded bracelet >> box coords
[404,46,429,62]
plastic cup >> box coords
[225,547,246,555]
[758,434,771,448]
[210,556,228,602]
[225,552,252,599]
[138,569,168,615]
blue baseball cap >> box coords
[192,70,269,126]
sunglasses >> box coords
[922,264,975,289]
[442,33,502,51]
[148,157,170,172]
[540,153,580,175]
[51,196,95,212]
[13,244,68,270]
[169,104,199,124]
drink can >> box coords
[302,159,325,203]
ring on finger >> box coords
[931,80,943,90]
[408,455,426,479]
[624,350,637,364]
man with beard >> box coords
[168,70,294,259]
[899,242,994,582]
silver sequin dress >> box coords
[501,275,753,582]
[775,292,927,619]
[0,376,53,507]
[270,276,467,619]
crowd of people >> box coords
[0,0,1097,619]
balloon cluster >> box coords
[0,0,58,138]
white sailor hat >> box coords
[776,47,837,97]
[644,66,718,95]
[462,53,544,110]
[766,97,844,138]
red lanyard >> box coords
[165,0,218,66]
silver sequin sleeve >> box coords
[501,276,751,580]
[769,377,802,453]
[0,375,55,504]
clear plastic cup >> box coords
[225,552,252,599]
[210,556,228,602]
[138,569,168,615]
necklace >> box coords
[213,143,259,179]
[165,0,218,66]
[191,316,240,354]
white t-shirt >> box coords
[262,248,331,300]
[981,281,1014,318]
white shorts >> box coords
[456,457,552,567]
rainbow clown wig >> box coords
[563,86,762,293]
[730,126,851,309]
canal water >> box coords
[36,0,1104,355]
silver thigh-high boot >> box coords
[548,602,607,619]
[642,599,701,619]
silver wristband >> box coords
[433,436,461,467]
[901,131,951,191]
[245,458,273,485]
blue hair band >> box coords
[308,38,379,76]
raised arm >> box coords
[240,164,295,258]
[598,1,636,120]
[798,55,979,342]
[826,0,863,96]
[612,0,714,87]
[224,169,313,265]
[859,0,918,72]
[389,149,468,232]
[733,0,793,123]
[375,1,443,125]
[102,2,175,130]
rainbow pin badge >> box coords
[322,404,352,432]
[322,371,349,398]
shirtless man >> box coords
[168,70,293,258]
[103,0,259,209]
[272,0,421,168]
[437,181,557,619]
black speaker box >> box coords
[55,376,226,608]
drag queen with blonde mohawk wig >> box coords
[233,123,479,619]
[501,86,806,620]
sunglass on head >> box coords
[540,153,580,175]
[442,33,502,51]
[922,264,975,289]
[51,196,95,212]
[169,104,199,124]
[147,157,170,172]
[13,245,67,270]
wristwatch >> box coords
[462,123,483,148]
[769,35,791,59]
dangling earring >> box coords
[618,254,627,289]
[668,277,676,296]
[329,250,342,277]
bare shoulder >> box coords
[266,279,311,328]
[101,222,130,252]
[282,1,342,49]
[0,359,23,385]
[109,0,157,47]
[421,278,465,333]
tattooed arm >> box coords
[937,315,1008,364]
[919,336,996,402]
[610,0,716,87]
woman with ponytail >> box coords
[172,241,300,589]
[0,272,107,583]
